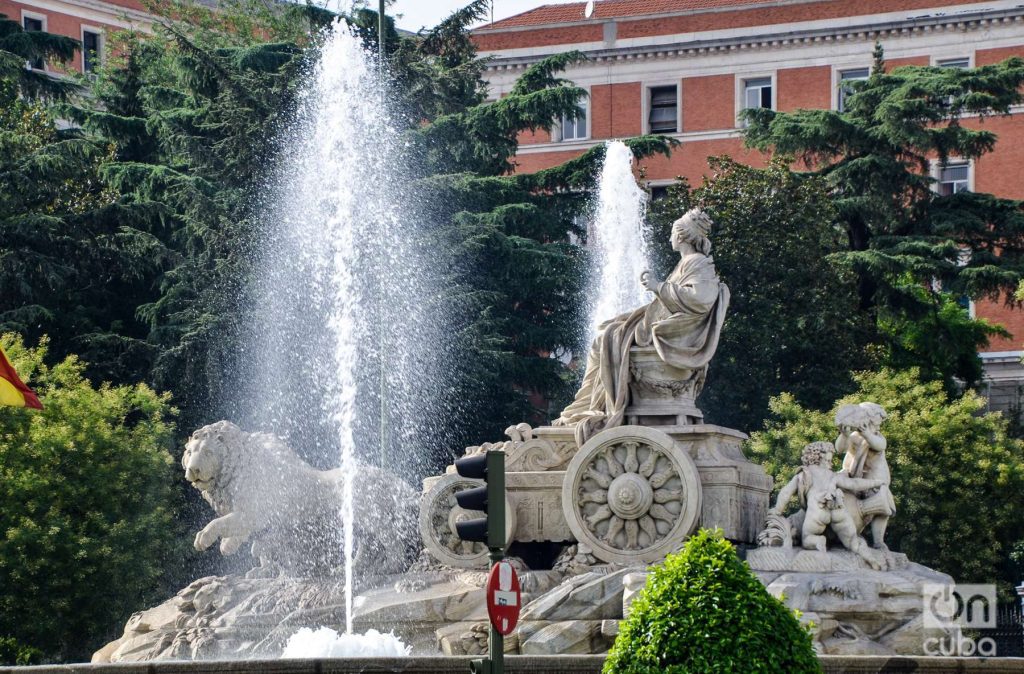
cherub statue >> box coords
[835,402,894,551]
[769,441,888,570]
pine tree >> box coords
[72,16,306,428]
[742,45,1024,388]
[12,0,673,464]
[0,76,169,384]
[0,13,78,98]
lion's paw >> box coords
[194,526,218,551]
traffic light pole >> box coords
[486,450,505,674]
[459,450,505,674]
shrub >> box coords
[604,529,820,674]
[747,367,1024,590]
[0,334,184,662]
[0,636,42,666]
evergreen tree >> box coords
[388,0,489,125]
[404,32,674,455]
[742,45,1024,388]
[0,13,78,98]
[14,0,672,461]
[0,80,166,385]
[74,18,306,429]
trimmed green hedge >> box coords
[604,529,820,674]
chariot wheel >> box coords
[419,473,517,569]
[561,425,702,564]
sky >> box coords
[388,0,579,32]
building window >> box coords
[937,162,970,196]
[837,68,869,112]
[649,185,670,202]
[83,29,102,74]
[936,57,969,108]
[560,100,587,141]
[743,77,773,111]
[22,15,45,70]
[648,86,678,134]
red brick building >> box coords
[475,0,1024,410]
[0,0,156,74]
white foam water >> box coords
[281,627,410,658]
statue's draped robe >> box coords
[555,252,730,446]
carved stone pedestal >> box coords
[626,346,705,425]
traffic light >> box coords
[454,449,507,674]
[453,450,506,550]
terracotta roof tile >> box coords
[476,0,784,30]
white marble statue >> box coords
[768,441,888,570]
[554,208,730,445]
[836,402,894,550]
[183,420,419,574]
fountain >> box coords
[94,78,773,656]
[586,141,652,339]
[92,19,953,669]
[94,22,439,661]
[241,20,453,654]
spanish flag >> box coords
[0,344,42,409]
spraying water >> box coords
[245,23,439,645]
[587,141,652,339]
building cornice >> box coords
[475,0,838,35]
[483,5,1024,73]
[16,0,156,29]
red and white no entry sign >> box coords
[485,560,521,636]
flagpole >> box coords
[378,0,385,63]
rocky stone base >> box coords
[96,546,959,662]
[748,548,956,655]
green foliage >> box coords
[67,18,307,428]
[410,49,588,177]
[417,131,674,450]
[0,334,183,662]
[605,529,819,674]
[0,636,42,666]
[747,367,1024,587]
[647,157,870,432]
[742,45,1024,388]
[388,0,490,125]
[0,13,79,99]
[0,85,164,385]
[878,289,1007,388]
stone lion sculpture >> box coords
[183,420,419,576]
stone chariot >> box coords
[421,209,771,569]
[419,347,773,569]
